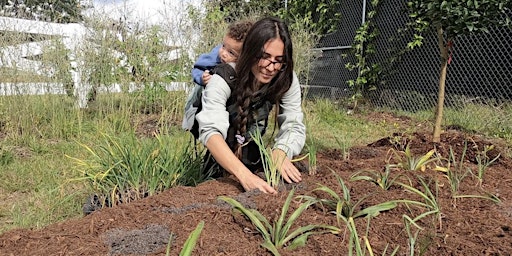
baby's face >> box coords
[219,35,242,63]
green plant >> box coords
[302,171,398,226]
[474,144,500,186]
[346,216,400,256]
[165,220,205,256]
[0,147,14,166]
[397,177,442,230]
[334,135,351,160]
[179,220,205,256]
[345,0,381,110]
[305,140,318,175]
[350,165,404,190]
[389,144,437,171]
[69,133,204,207]
[250,129,282,189]
[430,145,501,205]
[301,103,319,175]
[403,215,421,256]
[219,188,339,255]
[302,171,398,256]
[434,144,471,197]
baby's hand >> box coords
[202,70,212,85]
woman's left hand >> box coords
[272,149,302,183]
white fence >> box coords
[0,16,188,108]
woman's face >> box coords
[251,38,285,85]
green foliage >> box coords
[0,0,85,23]
[210,0,341,35]
[179,221,205,256]
[186,4,231,57]
[0,95,81,142]
[277,0,342,35]
[41,39,74,96]
[219,189,339,255]
[301,171,398,225]
[250,128,282,189]
[305,140,318,175]
[165,220,205,256]
[434,143,471,196]
[406,0,511,143]
[0,89,192,234]
[433,143,498,203]
[301,171,399,255]
[407,0,511,39]
[83,22,181,90]
[69,133,204,207]
[388,145,437,171]
[403,215,421,256]
[0,147,14,166]
[473,144,500,186]
[351,165,405,190]
[300,107,319,175]
[345,0,381,109]
[397,178,442,229]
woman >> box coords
[196,17,306,194]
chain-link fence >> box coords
[307,0,512,113]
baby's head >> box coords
[219,20,253,63]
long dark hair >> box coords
[232,17,294,158]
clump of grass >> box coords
[473,144,500,186]
[350,164,405,190]
[388,144,437,171]
[397,177,443,230]
[434,143,501,205]
[434,143,471,197]
[219,188,339,255]
[403,215,422,256]
[68,132,204,208]
[301,171,398,225]
[250,129,282,189]
[300,171,399,255]
[305,135,318,175]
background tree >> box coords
[0,0,84,23]
[407,0,511,142]
[212,0,341,35]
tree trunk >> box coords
[433,26,449,143]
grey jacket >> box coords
[196,72,306,159]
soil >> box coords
[1,112,512,256]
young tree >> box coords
[407,0,511,142]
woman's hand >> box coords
[238,172,277,194]
[205,134,276,194]
[272,149,302,183]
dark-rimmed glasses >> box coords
[259,58,286,71]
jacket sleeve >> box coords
[192,45,222,85]
[273,72,306,159]
[196,74,232,145]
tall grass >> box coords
[69,132,204,207]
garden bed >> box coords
[1,127,511,255]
